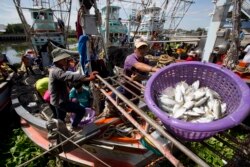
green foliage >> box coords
[67,37,78,44]
[4,128,56,167]
[184,128,249,167]
[5,24,25,34]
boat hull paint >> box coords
[12,84,156,166]
[20,118,156,167]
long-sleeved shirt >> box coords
[48,66,84,106]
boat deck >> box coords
[11,65,250,166]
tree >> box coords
[196,27,206,35]
[5,23,25,34]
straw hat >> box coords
[235,65,246,72]
[187,51,196,56]
[52,48,71,63]
[134,39,148,48]
[157,54,175,67]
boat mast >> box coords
[64,0,72,48]
[13,0,36,52]
[167,0,195,32]
[223,0,242,69]
[105,0,110,45]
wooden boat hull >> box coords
[11,79,157,167]
[0,72,14,112]
[20,118,155,167]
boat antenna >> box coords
[167,0,195,32]
[132,0,152,40]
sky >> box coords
[0,0,214,31]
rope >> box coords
[101,122,139,139]
[56,131,111,167]
[17,128,84,167]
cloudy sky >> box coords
[0,0,214,30]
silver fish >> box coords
[184,92,195,102]
[212,99,221,119]
[221,103,227,114]
[162,87,175,99]
[195,96,209,107]
[158,80,226,123]
[175,86,184,104]
[185,111,201,116]
[192,80,200,90]
[159,104,173,113]
[192,107,206,114]
[183,101,195,110]
[159,95,177,107]
[173,108,186,119]
[194,89,206,100]
[210,89,221,100]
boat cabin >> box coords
[30,8,57,32]
[131,6,163,41]
[101,6,127,46]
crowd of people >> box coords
[29,36,162,131]
[20,31,250,132]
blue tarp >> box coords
[78,35,89,75]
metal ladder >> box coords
[94,73,210,167]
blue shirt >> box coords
[69,86,90,108]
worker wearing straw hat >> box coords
[48,48,98,131]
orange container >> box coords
[238,61,248,67]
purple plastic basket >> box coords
[71,108,95,127]
[144,62,250,141]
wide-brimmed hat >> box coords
[52,48,71,63]
[187,51,197,56]
[25,49,34,54]
[134,40,148,49]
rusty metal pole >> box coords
[96,75,210,167]
[224,0,242,69]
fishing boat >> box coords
[101,5,127,46]
[130,5,164,41]
[0,53,16,112]
[13,0,72,68]
[11,0,250,166]
[11,1,173,166]
[11,69,172,166]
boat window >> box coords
[33,12,39,19]
[39,12,47,20]
[48,13,53,20]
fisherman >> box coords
[123,38,160,104]
[48,48,98,131]
[124,39,159,80]
[103,39,160,117]
[21,50,36,76]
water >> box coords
[0,42,30,65]
[0,42,78,65]
[4,47,21,65]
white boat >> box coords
[13,0,72,67]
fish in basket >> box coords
[144,62,250,141]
